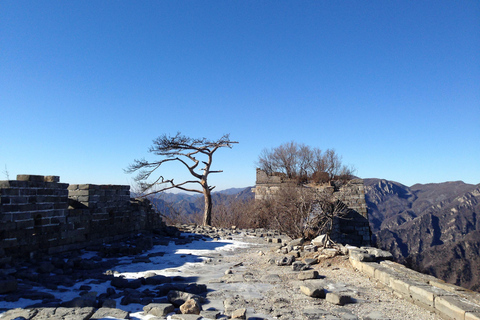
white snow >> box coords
[0,235,251,320]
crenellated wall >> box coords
[254,168,371,247]
[0,174,165,261]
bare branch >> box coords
[125,132,237,226]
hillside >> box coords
[148,187,255,218]
[364,178,480,291]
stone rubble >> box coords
[0,224,462,320]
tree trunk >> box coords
[203,187,212,226]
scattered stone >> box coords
[304,245,317,253]
[101,299,116,308]
[276,255,295,266]
[231,308,247,319]
[304,258,318,266]
[300,283,326,298]
[292,261,307,271]
[168,290,204,307]
[311,234,328,247]
[200,310,221,319]
[288,238,304,247]
[180,298,201,315]
[91,307,129,319]
[143,303,175,317]
[326,292,351,306]
[298,270,319,280]
[185,283,207,294]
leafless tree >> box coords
[126,132,238,226]
[257,141,354,186]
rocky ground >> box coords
[0,225,442,320]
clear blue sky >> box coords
[1,1,479,190]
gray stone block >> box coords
[326,292,351,306]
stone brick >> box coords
[466,312,480,320]
[435,295,480,320]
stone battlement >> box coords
[0,174,165,261]
[253,169,371,247]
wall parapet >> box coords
[350,252,480,320]
[0,174,166,261]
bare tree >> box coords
[126,132,238,226]
[257,141,354,185]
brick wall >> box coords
[0,175,166,260]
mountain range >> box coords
[364,178,480,291]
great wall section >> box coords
[0,174,166,261]
[0,174,480,320]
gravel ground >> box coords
[199,233,442,320]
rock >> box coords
[300,282,326,298]
[144,274,172,285]
[311,234,327,247]
[288,238,304,247]
[298,270,319,280]
[304,245,317,253]
[320,248,338,258]
[185,283,207,294]
[180,298,201,315]
[91,307,129,319]
[276,255,295,266]
[231,308,247,319]
[326,292,351,306]
[143,303,175,316]
[349,252,376,262]
[168,290,204,307]
[102,299,116,308]
[200,310,221,319]
[292,261,307,271]
[304,258,317,266]
[60,293,97,308]
[0,308,38,320]
[36,307,96,320]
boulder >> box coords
[180,298,201,315]
[311,234,327,247]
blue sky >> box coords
[1,1,479,190]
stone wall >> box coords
[254,169,371,247]
[0,175,165,260]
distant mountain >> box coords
[364,178,480,291]
[148,186,255,218]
